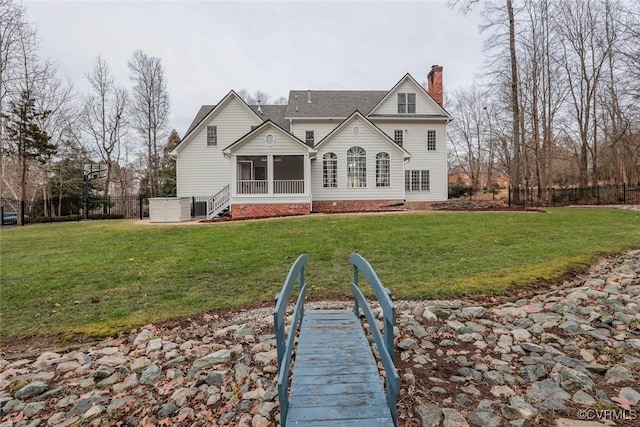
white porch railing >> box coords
[274,180,304,194]
[236,180,305,195]
[237,180,268,194]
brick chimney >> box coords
[427,65,444,106]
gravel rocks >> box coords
[1,250,639,426]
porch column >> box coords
[230,155,237,197]
[268,154,274,196]
[304,154,311,197]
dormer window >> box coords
[397,93,416,114]
[305,130,314,146]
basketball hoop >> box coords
[83,163,107,179]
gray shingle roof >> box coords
[284,91,387,118]
[184,105,215,137]
[249,105,289,130]
[184,104,290,139]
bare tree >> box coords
[81,56,128,199]
[237,89,287,106]
[0,0,24,120]
[1,0,64,215]
[555,0,609,188]
[505,0,522,201]
[448,87,488,191]
[451,0,523,200]
[0,0,30,199]
[128,50,169,197]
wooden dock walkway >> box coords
[274,254,400,427]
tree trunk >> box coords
[507,0,521,203]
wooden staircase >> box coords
[207,185,230,219]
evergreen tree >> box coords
[2,89,56,223]
[159,129,180,196]
[50,138,88,216]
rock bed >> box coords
[1,251,640,427]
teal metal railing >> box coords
[273,254,308,426]
[350,252,400,426]
[274,253,399,426]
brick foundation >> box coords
[231,203,311,220]
[312,200,404,214]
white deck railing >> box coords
[236,180,305,195]
[237,180,268,194]
[274,180,304,194]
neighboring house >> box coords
[448,168,474,186]
[171,66,452,220]
[448,168,511,189]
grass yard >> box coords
[1,208,639,339]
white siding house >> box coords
[173,92,262,197]
[311,113,409,203]
[170,67,452,220]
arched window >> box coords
[376,152,390,187]
[347,146,366,188]
[323,152,337,188]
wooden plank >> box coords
[287,419,393,427]
[287,404,393,421]
[290,381,386,396]
[289,364,378,377]
[287,391,386,407]
[291,372,383,386]
[286,309,393,426]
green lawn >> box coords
[1,208,638,339]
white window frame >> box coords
[376,152,390,187]
[347,146,366,188]
[394,130,403,147]
[323,152,338,188]
[405,170,430,191]
[207,125,217,146]
[305,130,314,146]
[427,130,436,151]
[238,160,254,180]
[397,93,416,114]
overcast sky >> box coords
[24,0,485,137]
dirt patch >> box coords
[430,200,545,213]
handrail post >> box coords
[353,263,360,317]
[274,292,284,371]
[299,265,305,321]
[349,253,399,426]
[384,288,395,365]
[273,254,308,427]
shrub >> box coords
[28,215,81,224]
[449,182,474,199]
[88,213,126,220]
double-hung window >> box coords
[405,170,430,191]
[397,93,416,114]
[376,152,390,187]
[427,130,436,151]
[207,126,217,146]
[394,130,403,147]
[305,130,314,146]
[323,152,337,188]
